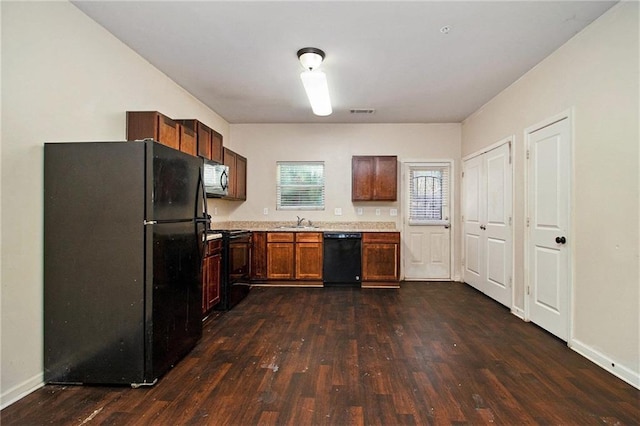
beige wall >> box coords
[216,123,463,278]
[0,1,229,406]
[462,2,639,385]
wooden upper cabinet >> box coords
[352,156,398,201]
[211,130,224,164]
[127,111,180,151]
[176,119,224,163]
[179,124,197,156]
[223,147,247,201]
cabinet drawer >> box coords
[267,232,295,242]
[295,232,322,243]
[362,232,400,244]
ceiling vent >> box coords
[350,109,376,114]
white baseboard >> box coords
[0,373,44,410]
[569,338,640,390]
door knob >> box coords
[555,236,567,244]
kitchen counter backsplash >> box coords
[211,221,398,232]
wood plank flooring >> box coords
[2,282,639,425]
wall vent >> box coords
[350,108,376,114]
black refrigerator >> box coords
[44,140,208,386]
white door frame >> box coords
[524,109,574,343]
[401,159,455,281]
[462,136,515,308]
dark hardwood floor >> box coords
[2,282,639,425]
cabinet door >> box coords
[352,156,375,201]
[295,242,323,280]
[362,243,399,281]
[373,156,397,201]
[250,232,267,280]
[179,124,197,156]
[197,122,212,159]
[158,114,180,150]
[267,243,295,279]
[202,255,210,314]
[223,148,237,199]
[211,130,224,164]
[207,250,221,309]
[235,154,247,201]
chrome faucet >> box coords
[296,216,306,227]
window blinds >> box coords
[408,164,450,224]
[276,162,325,210]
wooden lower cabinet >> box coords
[254,232,323,284]
[266,232,295,280]
[362,232,400,287]
[250,231,267,280]
[295,233,323,280]
[202,239,222,315]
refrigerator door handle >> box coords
[196,168,209,258]
[144,220,157,225]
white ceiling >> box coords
[72,1,617,124]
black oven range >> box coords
[209,229,251,310]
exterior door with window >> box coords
[403,162,451,280]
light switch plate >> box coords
[390,208,398,216]
[375,208,381,216]
[357,207,363,215]
[263,207,269,215]
[334,207,342,216]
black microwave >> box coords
[203,160,229,197]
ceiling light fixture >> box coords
[297,47,332,116]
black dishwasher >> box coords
[323,232,362,286]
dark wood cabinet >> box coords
[127,111,181,151]
[202,239,222,315]
[261,232,323,283]
[179,124,197,156]
[223,147,247,201]
[362,232,400,287]
[352,156,398,201]
[177,119,224,163]
[250,231,267,280]
[266,232,295,280]
[295,233,323,280]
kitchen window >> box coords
[276,162,325,210]
[408,164,450,224]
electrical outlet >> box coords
[334,207,342,216]
[357,207,363,216]
[375,208,381,216]
[390,208,397,216]
[263,207,269,215]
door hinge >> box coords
[462,171,465,178]
[509,216,512,226]
[526,217,530,227]
[461,215,464,222]
[526,150,530,160]
[527,286,530,295]
[509,277,512,288]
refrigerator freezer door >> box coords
[149,143,204,222]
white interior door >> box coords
[463,142,512,307]
[463,155,483,290]
[482,144,512,306]
[528,118,571,341]
[403,162,451,280]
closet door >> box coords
[463,143,512,308]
